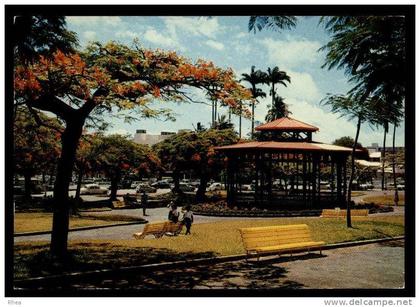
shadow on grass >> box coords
[377,239,404,248]
[60,257,305,290]
[14,243,215,281]
[14,243,313,291]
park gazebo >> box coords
[215,117,353,209]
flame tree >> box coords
[14,41,252,258]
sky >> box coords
[65,16,405,147]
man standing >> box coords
[141,190,148,216]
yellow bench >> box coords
[321,209,369,218]
[239,224,325,261]
[112,200,125,209]
[133,221,183,239]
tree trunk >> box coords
[50,119,85,259]
[239,101,242,138]
[172,170,181,194]
[23,171,32,200]
[75,166,83,201]
[251,103,255,139]
[195,175,209,203]
[381,125,387,190]
[271,83,275,108]
[346,117,362,228]
[392,123,399,207]
[109,172,120,201]
[211,100,215,127]
[215,100,218,125]
[73,166,84,213]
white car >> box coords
[207,182,223,191]
[397,184,405,191]
[80,184,108,195]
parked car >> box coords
[80,184,108,195]
[397,184,405,191]
[135,183,157,193]
[151,180,171,189]
[241,184,252,191]
[207,182,223,191]
[359,183,374,190]
[179,183,195,192]
[190,180,201,188]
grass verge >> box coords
[14,215,404,280]
[14,212,144,234]
[362,194,405,206]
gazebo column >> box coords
[226,154,236,206]
[267,152,273,202]
[254,152,260,205]
[311,155,318,208]
[303,153,308,207]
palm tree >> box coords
[241,66,267,137]
[321,93,378,228]
[265,96,290,122]
[320,16,406,225]
[266,67,290,109]
[215,114,234,130]
[248,16,297,33]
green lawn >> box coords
[362,194,405,206]
[14,212,143,233]
[14,215,404,279]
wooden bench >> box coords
[239,224,325,261]
[123,195,140,208]
[133,221,183,239]
[321,209,369,218]
[112,200,125,209]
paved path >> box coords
[14,207,249,242]
[44,240,405,290]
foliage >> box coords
[90,134,160,182]
[248,16,297,33]
[320,16,405,100]
[332,136,363,149]
[154,128,238,198]
[13,15,79,63]
[14,41,253,128]
[241,66,267,135]
[265,96,290,122]
[14,108,62,182]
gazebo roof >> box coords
[255,117,319,132]
[215,141,353,153]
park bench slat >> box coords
[239,224,324,261]
[321,209,368,218]
[133,221,183,239]
[254,241,325,253]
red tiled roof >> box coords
[255,117,319,132]
[215,141,353,153]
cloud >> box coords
[143,29,181,49]
[83,31,96,41]
[106,128,131,137]
[205,40,224,50]
[67,16,122,27]
[236,32,248,39]
[261,38,322,68]
[116,30,138,39]
[163,16,221,38]
[282,71,321,101]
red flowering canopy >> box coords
[14,41,253,122]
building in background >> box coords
[133,129,192,146]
